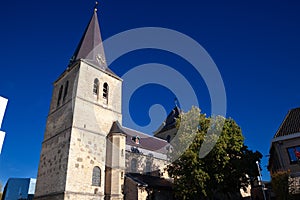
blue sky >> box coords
[1,0,300,186]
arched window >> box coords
[93,78,99,96]
[92,166,101,186]
[131,158,137,173]
[103,82,109,104]
[145,161,151,174]
[57,85,63,107]
[63,81,69,102]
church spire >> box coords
[70,2,107,69]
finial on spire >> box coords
[94,1,99,12]
[174,97,181,109]
[174,97,178,107]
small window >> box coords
[103,82,109,104]
[57,85,63,107]
[131,158,137,173]
[92,166,101,186]
[145,161,151,174]
[287,146,300,164]
[63,81,69,102]
[132,136,140,144]
[166,135,171,143]
[121,149,124,157]
[93,79,99,96]
[121,171,124,179]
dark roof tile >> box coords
[154,106,181,134]
[109,121,168,153]
[274,107,300,138]
[69,9,117,78]
[123,127,168,154]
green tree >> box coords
[167,106,262,200]
[0,181,2,200]
[271,170,291,200]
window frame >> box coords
[145,161,151,174]
[93,78,100,96]
[287,146,300,164]
[57,85,63,107]
[63,81,69,102]
[92,166,101,186]
[131,158,137,173]
[103,82,109,104]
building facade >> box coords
[268,107,300,195]
[2,178,36,200]
[0,96,8,154]
[34,7,173,200]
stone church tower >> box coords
[34,7,125,200]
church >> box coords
[34,6,176,200]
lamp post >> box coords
[256,161,267,200]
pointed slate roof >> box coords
[154,106,181,135]
[69,8,108,70]
[274,107,300,138]
[109,121,126,135]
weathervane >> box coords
[94,1,99,12]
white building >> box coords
[0,96,8,154]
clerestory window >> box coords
[145,161,151,174]
[131,158,137,173]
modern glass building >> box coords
[1,178,36,200]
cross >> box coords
[94,1,99,12]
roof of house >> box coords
[126,173,173,189]
[274,107,300,138]
[110,121,169,154]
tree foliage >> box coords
[0,181,2,200]
[167,106,263,199]
[271,170,291,200]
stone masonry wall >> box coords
[64,62,122,199]
[35,65,79,198]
